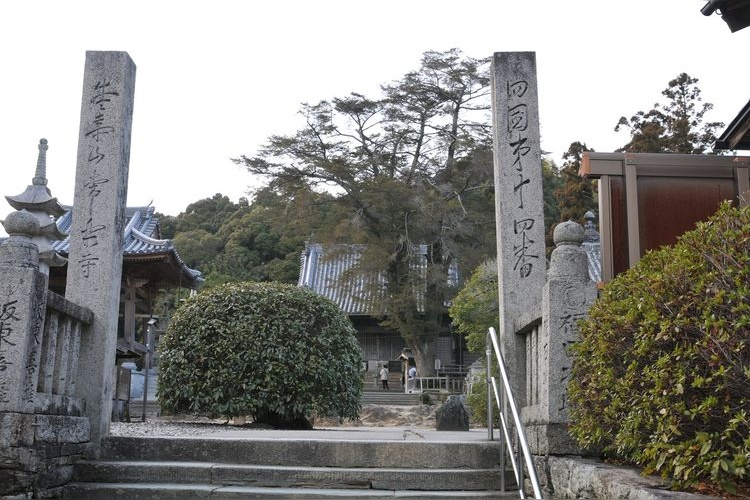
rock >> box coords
[435,395,469,431]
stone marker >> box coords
[65,51,136,447]
[436,395,470,431]
[491,52,546,402]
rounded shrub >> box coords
[569,202,749,494]
[158,281,363,428]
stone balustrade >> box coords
[36,291,92,405]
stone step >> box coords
[64,482,516,499]
[99,436,502,469]
[361,392,421,406]
[66,435,515,499]
[72,460,510,491]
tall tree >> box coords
[555,141,597,223]
[233,49,495,375]
[614,73,724,154]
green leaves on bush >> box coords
[157,282,362,427]
[568,202,749,493]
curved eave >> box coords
[122,251,203,288]
[715,98,750,150]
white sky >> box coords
[1,0,748,236]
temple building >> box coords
[298,242,471,373]
[49,204,202,359]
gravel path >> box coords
[110,404,441,437]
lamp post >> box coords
[141,318,157,422]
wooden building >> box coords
[581,152,750,282]
[49,205,202,360]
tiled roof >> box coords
[298,244,376,315]
[298,243,459,316]
[52,205,202,283]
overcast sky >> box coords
[1,0,748,236]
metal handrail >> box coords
[486,327,543,499]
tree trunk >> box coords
[410,337,436,377]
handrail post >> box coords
[486,345,493,441]
[488,327,543,499]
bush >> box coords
[569,202,749,494]
[158,281,363,428]
[466,371,501,428]
[449,260,499,354]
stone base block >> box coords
[34,394,84,417]
[35,415,90,444]
[37,462,73,490]
[525,422,581,455]
[0,467,34,497]
[0,413,35,448]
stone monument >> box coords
[491,52,546,402]
[65,51,136,446]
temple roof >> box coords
[52,205,202,288]
[298,243,459,316]
[299,243,372,315]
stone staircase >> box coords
[64,434,517,499]
[361,390,421,406]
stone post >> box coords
[491,52,546,402]
[65,51,136,447]
[0,212,48,415]
[526,221,597,454]
[0,211,48,494]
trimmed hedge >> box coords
[158,282,362,428]
[569,202,749,494]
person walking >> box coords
[379,365,389,391]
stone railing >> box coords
[35,291,93,407]
[521,318,542,409]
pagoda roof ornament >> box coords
[6,138,66,217]
[2,139,67,272]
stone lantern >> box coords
[4,139,67,274]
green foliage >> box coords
[158,282,363,428]
[569,202,750,493]
[166,187,348,287]
[172,229,224,270]
[175,193,246,234]
[466,373,500,428]
[449,259,498,353]
[542,157,563,251]
[615,73,723,154]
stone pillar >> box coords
[491,52,546,402]
[525,221,597,454]
[0,212,48,415]
[65,51,136,447]
[0,211,49,495]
